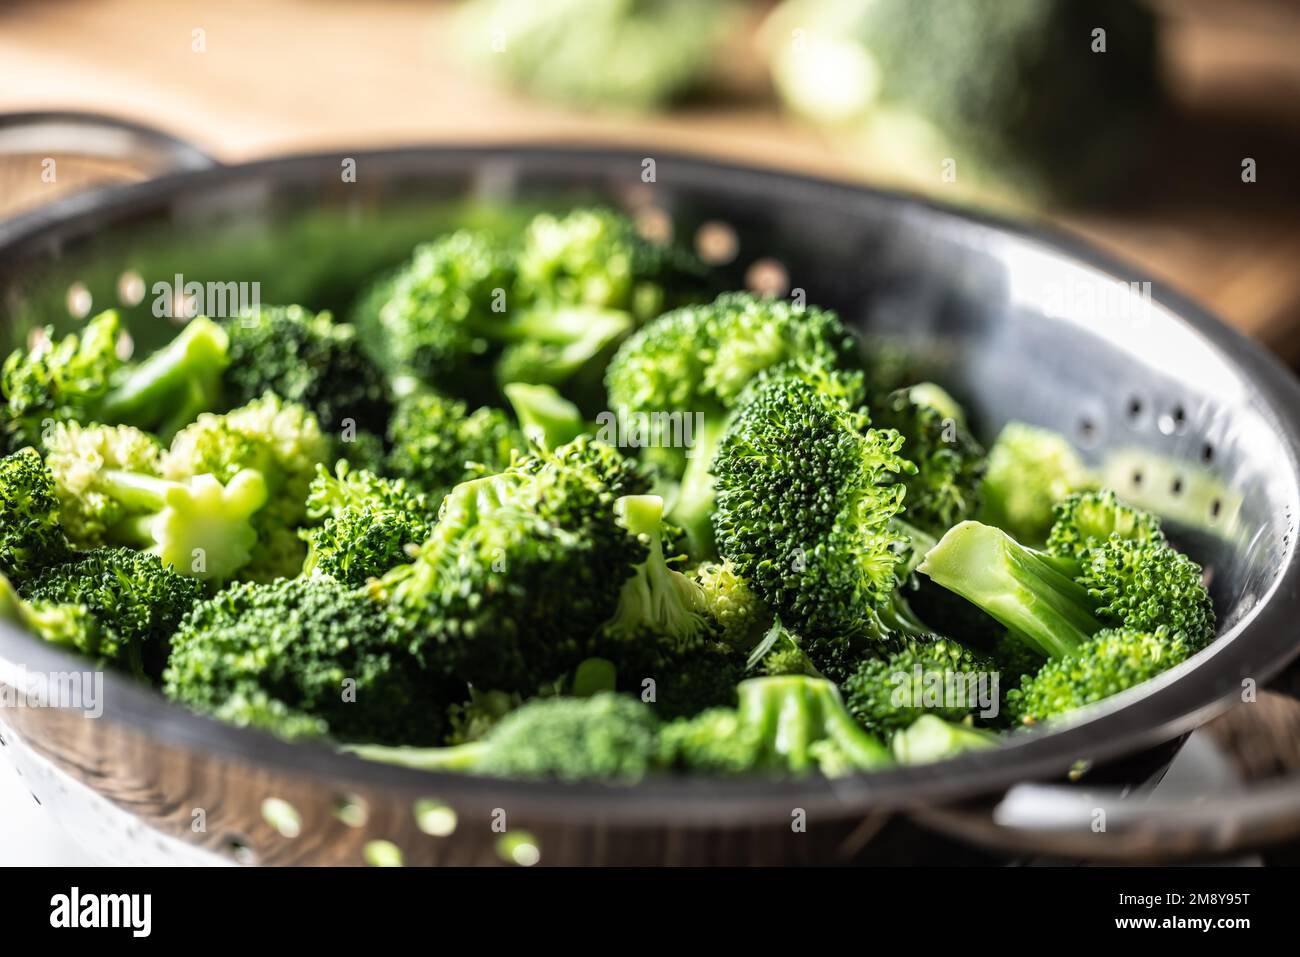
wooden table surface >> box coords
[2,0,1299,357]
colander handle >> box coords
[0,111,217,192]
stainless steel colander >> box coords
[2,113,1299,866]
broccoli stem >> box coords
[99,317,229,437]
[917,520,1098,659]
[606,494,708,646]
[344,740,488,772]
[738,676,892,773]
[892,715,1000,765]
[504,382,585,448]
[668,414,727,559]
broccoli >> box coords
[606,292,862,555]
[712,369,914,679]
[663,675,893,777]
[43,421,268,582]
[162,393,331,581]
[765,0,1161,202]
[0,447,70,579]
[0,569,98,655]
[692,558,771,652]
[373,436,644,692]
[842,636,993,736]
[301,462,437,586]
[456,0,736,110]
[1,311,124,452]
[891,715,1000,765]
[384,389,520,498]
[164,577,446,745]
[978,421,1094,545]
[22,547,203,678]
[874,383,986,536]
[222,305,391,439]
[918,502,1215,723]
[503,381,585,449]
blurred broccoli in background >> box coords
[763,0,1163,204]
[455,0,739,110]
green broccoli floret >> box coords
[0,447,70,580]
[663,675,893,777]
[606,292,862,555]
[22,547,203,678]
[164,577,446,745]
[97,315,230,439]
[384,389,521,498]
[373,437,644,692]
[456,0,737,110]
[503,381,586,449]
[222,305,391,438]
[445,688,525,745]
[44,421,268,581]
[0,569,99,655]
[692,559,771,652]
[712,370,914,679]
[163,393,330,581]
[1045,488,1164,561]
[1,311,124,452]
[978,421,1094,545]
[301,462,437,585]
[842,636,993,736]
[874,383,986,536]
[918,502,1215,723]
[1007,627,1190,725]
[891,715,1000,765]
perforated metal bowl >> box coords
[2,115,1300,865]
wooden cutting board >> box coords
[1,0,1298,357]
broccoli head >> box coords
[0,569,99,655]
[384,389,521,498]
[692,559,771,653]
[164,577,445,745]
[302,462,437,585]
[0,447,70,580]
[712,370,913,678]
[374,437,644,692]
[223,305,391,438]
[1045,488,1165,561]
[22,547,203,678]
[979,421,1094,545]
[842,635,993,736]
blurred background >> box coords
[1,0,1299,357]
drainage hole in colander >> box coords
[333,794,369,828]
[225,835,257,865]
[1077,417,1096,444]
[1170,476,1183,496]
[0,731,6,746]
[745,258,790,298]
[1131,469,1143,488]
[1126,396,1143,422]
[1209,498,1222,521]
[695,221,739,265]
[1201,442,1214,464]
[30,792,40,806]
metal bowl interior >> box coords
[1,146,1299,863]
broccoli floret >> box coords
[0,569,99,655]
[1045,488,1164,561]
[44,421,268,581]
[445,688,525,745]
[456,0,736,110]
[0,447,70,580]
[712,371,914,679]
[692,559,771,652]
[606,292,862,555]
[663,675,893,777]
[302,462,437,585]
[979,421,1094,545]
[1,311,124,452]
[384,389,521,498]
[98,316,230,439]
[842,636,993,736]
[891,714,1000,765]
[222,305,391,438]
[374,437,644,692]
[1082,537,1215,648]
[164,577,445,744]
[503,381,586,449]
[1007,627,1190,726]
[163,393,330,581]
[22,547,203,678]
[874,383,986,536]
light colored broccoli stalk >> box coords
[503,381,586,449]
[892,715,999,765]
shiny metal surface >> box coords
[1,145,1299,864]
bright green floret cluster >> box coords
[0,204,1220,784]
